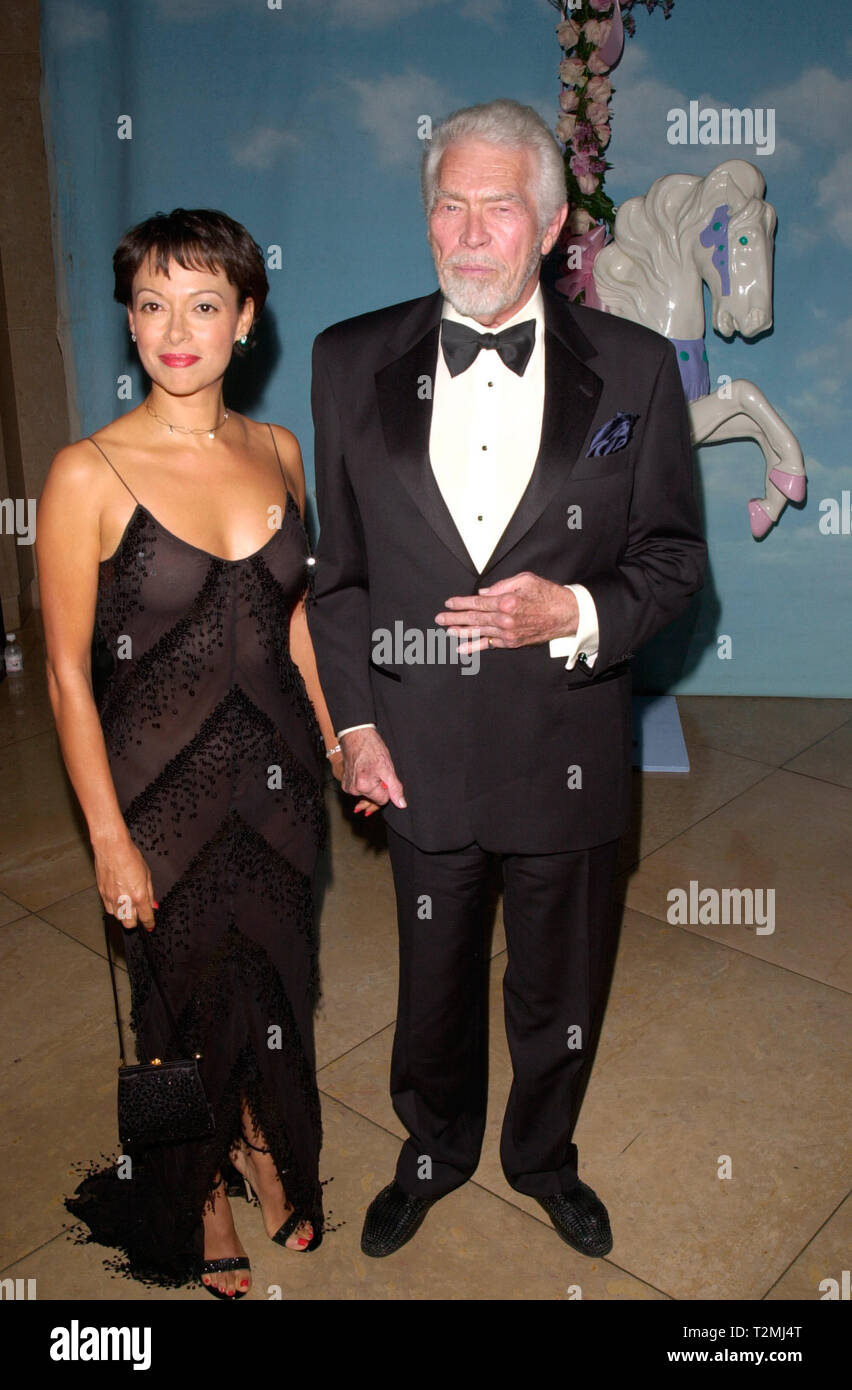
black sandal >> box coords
[200,1255,251,1300]
[234,1137,319,1252]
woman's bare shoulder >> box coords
[45,435,112,495]
[264,420,302,461]
[265,421,306,506]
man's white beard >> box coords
[436,241,543,323]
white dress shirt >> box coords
[431,284,599,667]
[336,283,600,739]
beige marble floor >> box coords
[1,611,849,1300]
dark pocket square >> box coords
[586,411,639,458]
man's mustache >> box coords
[444,256,504,272]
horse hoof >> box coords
[769,467,806,502]
[748,499,774,538]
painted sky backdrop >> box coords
[40,0,852,694]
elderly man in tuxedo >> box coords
[307,98,706,1259]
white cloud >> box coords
[608,49,852,192]
[49,2,108,45]
[787,316,852,431]
[151,0,505,28]
[800,454,838,484]
[794,314,852,373]
[605,47,766,188]
[459,0,508,23]
[786,377,852,433]
[816,149,852,248]
[759,67,852,150]
[787,223,821,256]
[325,0,444,20]
[152,0,447,26]
[229,126,299,170]
[345,68,452,167]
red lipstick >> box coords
[159,354,200,367]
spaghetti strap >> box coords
[266,422,290,508]
[87,436,141,505]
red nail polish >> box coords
[152,901,159,909]
[240,1279,249,1287]
[297,1237,308,1247]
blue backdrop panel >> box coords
[39,0,852,695]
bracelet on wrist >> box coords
[325,743,342,759]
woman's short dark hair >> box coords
[113,208,268,353]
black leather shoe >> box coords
[536,1180,613,1257]
[361,1180,440,1257]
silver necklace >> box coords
[145,397,229,440]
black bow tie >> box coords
[441,317,536,378]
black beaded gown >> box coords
[65,424,327,1285]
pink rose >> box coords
[583,19,612,47]
[587,51,612,75]
[577,172,600,195]
[586,75,613,103]
[556,113,577,143]
[559,87,579,113]
[593,120,611,148]
[570,153,591,178]
[573,120,598,152]
[558,56,586,86]
[555,18,580,49]
[585,101,609,126]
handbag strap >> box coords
[102,914,191,1065]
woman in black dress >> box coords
[38,209,358,1297]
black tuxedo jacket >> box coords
[307,285,706,853]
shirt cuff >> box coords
[337,722,377,738]
[548,585,599,670]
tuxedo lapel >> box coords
[481,289,603,576]
[375,292,479,574]
[374,285,604,579]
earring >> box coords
[130,332,136,342]
[237,335,247,345]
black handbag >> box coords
[103,915,215,1148]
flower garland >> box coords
[549,0,675,277]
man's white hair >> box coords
[421,98,567,233]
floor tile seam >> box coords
[615,905,852,998]
[758,1186,852,1300]
[618,766,780,875]
[312,1092,676,1297]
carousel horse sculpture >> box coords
[585,159,806,537]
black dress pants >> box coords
[386,824,622,1199]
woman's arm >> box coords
[290,593,343,769]
[273,426,344,780]
[36,443,157,929]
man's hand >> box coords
[340,727,407,812]
[435,572,579,654]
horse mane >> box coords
[594,161,770,325]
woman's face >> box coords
[127,254,254,394]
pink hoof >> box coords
[748,498,774,538]
[769,467,806,502]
